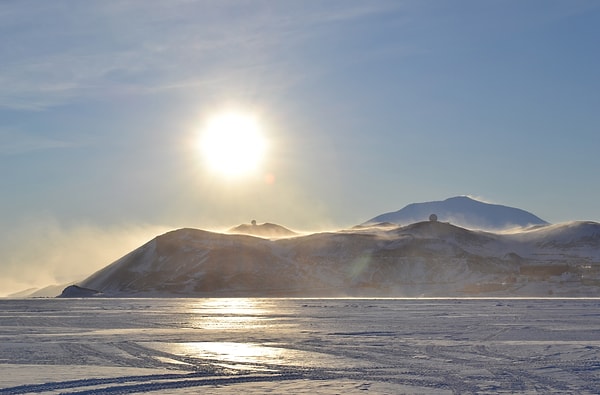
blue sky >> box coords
[1,1,599,294]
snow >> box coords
[1,298,599,394]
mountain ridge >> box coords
[61,219,600,298]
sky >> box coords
[1,0,599,295]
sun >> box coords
[199,112,267,178]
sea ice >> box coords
[0,298,599,394]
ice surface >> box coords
[1,298,599,394]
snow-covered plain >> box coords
[1,298,599,394]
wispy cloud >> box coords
[0,129,81,155]
[0,1,401,111]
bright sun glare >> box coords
[199,112,267,178]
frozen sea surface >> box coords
[1,298,599,394]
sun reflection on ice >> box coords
[146,338,364,372]
[186,298,271,330]
[192,298,267,315]
[172,342,285,365]
[143,299,366,372]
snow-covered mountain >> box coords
[364,196,549,230]
[63,219,600,298]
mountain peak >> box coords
[445,195,478,202]
[364,196,548,231]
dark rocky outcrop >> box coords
[58,285,102,298]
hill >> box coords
[364,196,549,230]
[227,221,297,238]
[62,221,600,298]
